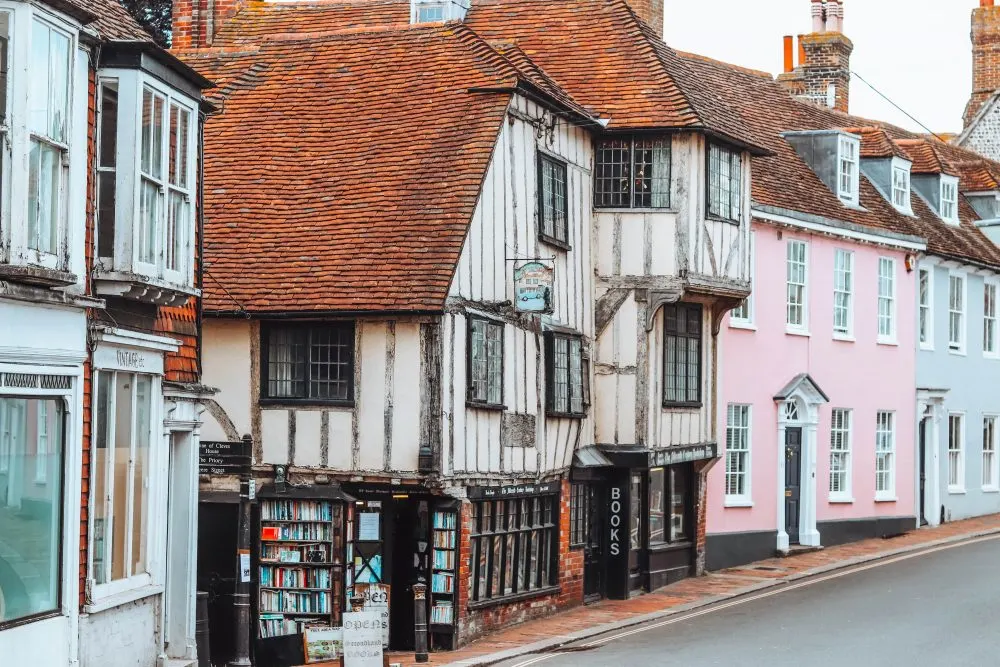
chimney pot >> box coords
[783,35,794,73]
[982,0,995,8]
[811,0,825,33]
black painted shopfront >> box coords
[571,443,716,600]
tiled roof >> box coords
[952,160,1000,192]
[845,127,908,160]
[178,23,522,314]
[465,0,767,153]
[895,139,954,176]
[677,52,1000,270]
[70,0,154,41]
[212,0,411,42]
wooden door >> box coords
[583,484,604,601]
[784,428,802,544]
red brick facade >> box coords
[455,479,583,646]
[172,0,250,49]
[966,2,1000,128]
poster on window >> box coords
[514,262,553,313]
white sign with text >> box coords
[342,611,384,667]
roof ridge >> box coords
[673,50,773,79]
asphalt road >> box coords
[497,535,1000,667]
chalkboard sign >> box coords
[303,627,343,664]
[199,440,251,476]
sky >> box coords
[662,0,978,135]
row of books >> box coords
[259,590,332,614]
[261,524,332,541]
[433,550,455,570]
[258,614,318,638]
[433,512,457,529]
[259,565,332,589]
[261,543,331,562]
[261,500,335,521]
[431,572,455,594]
[433,530,456,549]
[430,602,454,625]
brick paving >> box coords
[302,514,1000,667]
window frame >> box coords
[468,495,559,605]
[537,151,570,249]
[593,134,672,210]
[466,315,505,409]
[837,135,860,206]
[87,369,159,600]
[874,410,896,501]
[832,248,854,339]
[259,321,356,406]
[948,271,967,355]
[890,159,912,214]
[985,279,999,358]
[724,403,752,506]
[662,302,703,408]
[544,332,586,418]
[0,390,68,628]
[729,230,755,329]
[948,412,966,494]
[939,175,959,224]
[877,256,897,344]
[706,140,742,223]
[569,483,588,548]
[829,408,853,502]
[785,239,809,334]
[918,267,934,351]
[983,415,999,492]
[415,2,445,22]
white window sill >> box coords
[877,338,899,347]
[949,347,967,357]
[84,583,163,614]
[724,498,754,508]
[729,321,757,331]
[785,327,811,338]
[984,352,1000,360]
[982,485,1000,493]
[919,342,934,352]
[874,494,897,503]
[832,332,855,342]
[828,496,854,504]
[948,486,967,495]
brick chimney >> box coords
[965,0,1000,129]
[628,0,663,38]
[777,0,854,113]
[172,0,249,49]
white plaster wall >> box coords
[201,319,252,441]
[79,595,160,667]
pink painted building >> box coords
[707,219,921,568]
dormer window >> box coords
[411,0,468,23]
[416,3,445,22]
[891,159,911,214]
[838,135,860,205]
[940,176,959,224]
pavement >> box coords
[305,513,1000,667]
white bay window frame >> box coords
[97,68,197,289]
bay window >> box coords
[27,19,71,262]
[707,142,742,222]
[663,303,702,407]
[95,69,197,294]
[89,371,156,593]
[594,136,670,209]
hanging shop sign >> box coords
[514,261,554,313]
[198,440,251,476]
[649,442,718,468]
[467,481,560,500]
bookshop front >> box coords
[252,481,460,663]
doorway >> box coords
[784,428,802,544]
[582,484,604,602]
[919,419,928,526]
[387,499,428,651]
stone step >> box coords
[776,544,825,558]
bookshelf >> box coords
[257,498,345,639]
[429,508,458,645]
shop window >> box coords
[663,303,702,407]
[648,465,692,545]
[469,495,557,603]
[545,333,586,417]
[629,474,641,550]
[0,396,64,625]
[468,317,504,407]
[569,484,587,547]
[89,371,156,595]
[262,322,355,404]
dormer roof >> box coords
[844,127,908,160]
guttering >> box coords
[204,309,445,319]
[752,204,927,251]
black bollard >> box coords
[413,583,429,663]
[196,591,212,667]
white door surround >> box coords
[775,374,829,552]
[916,389,947,528]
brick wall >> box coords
[777,32,853,113]
[456,479,583,646]
[967,5,1000,128]
[172,0,249,49]
[627,0,663,38]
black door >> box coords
[583,484,604,601]
[919,419,928,526]
[785,428,802,544]
[388,500,427,650]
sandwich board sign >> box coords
[342,611,383,667]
